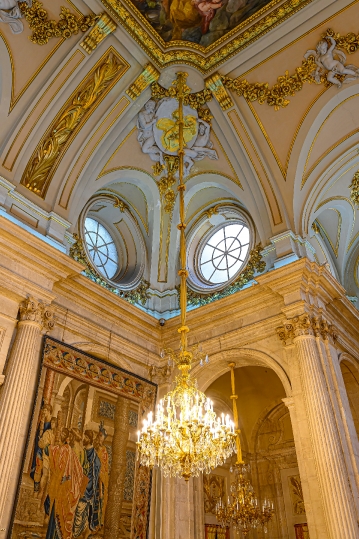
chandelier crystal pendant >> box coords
[215,363,275,535]
[136,72,236,481]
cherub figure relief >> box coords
[305,35,359,88]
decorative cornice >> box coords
[19,297,55,332]
[276,314,336,345]
[102,0,314,74]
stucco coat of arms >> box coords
[137,97,218,176]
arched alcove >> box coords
[202,365,305,539]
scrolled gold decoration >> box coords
[349,170,359,208]
[157,155,179,214]
[222,28,359,110]
[126,64,160,100]
[185,244,266,307]
[80,13,117,54]
[21,53,124,198]
[70,233,150,305]
[19,0,98,45]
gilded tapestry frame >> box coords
[9,336,157,539]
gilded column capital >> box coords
[277,313,337,345]
[19,297,55,332]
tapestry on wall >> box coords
[9,336,157,539]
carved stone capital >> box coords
[148,364,172,383]
[19,297,55,332]
[277,313,337,345]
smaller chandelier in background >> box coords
[215,363,275,535]
[216,463,274,536]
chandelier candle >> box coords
[136,72,236,481]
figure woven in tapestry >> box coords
[9,336,156,539]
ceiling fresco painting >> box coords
[129,0,272,46]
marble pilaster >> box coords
[278,314,359,539]
[0,297,55,523]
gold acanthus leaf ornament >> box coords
[21,53,124,198]
[19,0,99,45]
[222,28,359,110]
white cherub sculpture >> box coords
[305,35,359,88]
[0,0,32,34]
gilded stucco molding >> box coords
[21,50,129,199]
[80,13,117,53]
[101,0,314,73]
[276,314,336,345]
[222,29,359,110]
[126,64,160,100]
[19,0,98,45]
[205,73,233,111]
[184,244,265,307]
[69,233,150,305]
[349,169,359,208]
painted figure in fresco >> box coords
[45,428,87,539]
[73,430,101,539]
[305,35,359,88]
[94,422,110,527]
[137,100,162,163]
[0,0,31,34]
[192,0,223,35]
[30,403,53,494]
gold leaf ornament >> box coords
[19,1,99,45]
[22,53,122,198]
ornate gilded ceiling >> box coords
[0,0,358,316]
[102,0,315,72]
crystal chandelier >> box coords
[215,363,275,535]
[137,73,236,481]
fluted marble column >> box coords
[0,297,55,521]
[105,395,130,537]
[278,314,359,539]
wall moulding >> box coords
[101,0,315,74]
